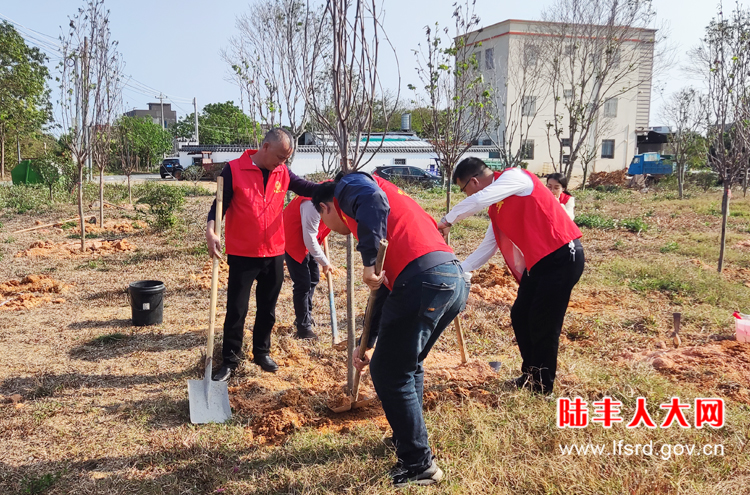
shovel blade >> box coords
[188,375,232,424]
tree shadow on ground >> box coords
[67,318,134,330]
[0,431,391,494]
[69,332,202,362]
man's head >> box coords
[254,128,294,170]
[311,179,351,235]
[452,157,494,196]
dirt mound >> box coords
[691,259,750,287]
[0,274,71,311]
[469,263,518,305]
[587,169,628,188]
[227,342,499,444]
[622,340,750,404]
[15,239,136,258]
[736,240,750,249]
[187,260,229,290]
[71,219,147,235]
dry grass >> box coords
[0,182,749,494]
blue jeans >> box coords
[369,260,470,472]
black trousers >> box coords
[510,239,585,393]
[222,254,284,367]
[284,252,320,334]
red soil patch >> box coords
[621,340,750,404]
[468,263,518,305]
[0,274,71,311]
[227,342,500,444]
[71,219,147,235]
[691,259,750,287]
[587,169,629,188]
[15,239,136,258]
[186,260,229,290]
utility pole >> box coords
[155,92,166,129]
[193,97,199,145]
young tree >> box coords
[541,0,659,180]
[305,0,398,392]
[410,0,493,214]
[660,87,706,199]
[171,101,258,146]
[692,4,750,272]
[59,0,120,251]
[223,0,329,155]
[34,152,61,201]
[114,116,139,203]
[0,21,52,179]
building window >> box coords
[489,151,501,159]
[484,48,495,70]
[601,139,615,159]
[563,154,570,164]
[524,44,539,66]
[394,158,406,165]
[522,96,537,117]
[561,138,571,147]
[563,89,574,100]
[603,98,618,118]
[521,140,535,160]
[481,138,493,145]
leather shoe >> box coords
[253,355,279,373]
[295,328,319,340]
[212,365,233,382]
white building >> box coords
[466,19,656,176]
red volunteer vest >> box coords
[334,176,453,289]
[225,150,290,257]
[488,170,581,272]
[559,192,572,205]
[283,195,331,263]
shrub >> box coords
[660,241,679,253]
[136,184,185,230]
[575,213,616,230]
[0,184,54,214]
[621,217,649,233]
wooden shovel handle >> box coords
[205,177,224,372]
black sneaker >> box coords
[391,460,443,488]
[212,365,233,382]
[502,374,531,391]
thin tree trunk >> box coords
[346,234,355,393]
[445,183,452,245]
[78,164,86,252]
[718,184,730,273]
[127,174,132,204]
[678,164,685,199]
[99,167,104,226]
[1,130,5,180]
[16,133,21,164]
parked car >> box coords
[373,166,441,187]
[160,158,183,179]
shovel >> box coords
[188,176,232,424]
[323,237,338,344]
[330,239,388,413]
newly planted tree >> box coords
[660,88,706,199]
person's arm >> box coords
[300,200,330,266]
[460,224,498,273]
[206,164,233,259]
[207,164,233,223]
[443,168,533,225]
[564,197,575,221]
[335,174,390,268]
[288,169,320,197]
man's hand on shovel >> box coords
[352,348,374,372]
[362,265,386,290]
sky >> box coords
[1,0,748,128]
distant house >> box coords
[124,103,177,128]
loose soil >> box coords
[15,239,137,258]
[71,219,147,235]
[587,169,629,188]
[0,274,71,311]
[186,260,229,290]
[622,339,750,404]
[468,263,518,305]
[227,341,500,444]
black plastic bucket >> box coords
[128,280,165,326]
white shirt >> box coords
[300,199,330,266]
[444,168,533,273]
[561,197,575,220]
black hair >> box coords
[452,157,488,185]
[546,173,570,194]
[312,180,338,213]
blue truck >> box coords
[627,152,674,176]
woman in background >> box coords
[546,173,575,221]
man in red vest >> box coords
[283,194,335,340]
[437,158,584,395]
[206,128,320,381]
[312,173,469,488]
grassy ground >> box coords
[0,179,749,494]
